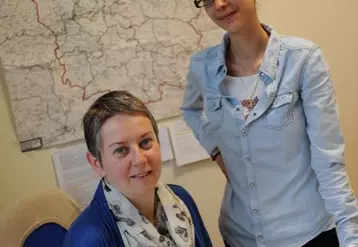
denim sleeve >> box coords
[180,59,217,155]
[301,47,358,246]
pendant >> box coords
[242,96,259,111]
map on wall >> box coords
[0,0,223,151]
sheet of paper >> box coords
[52,142,100,209]
[168,118,210,166]
[158,125,174,162]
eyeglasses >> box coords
[194,0,215,8]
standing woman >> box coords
[181,0,358,246]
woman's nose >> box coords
[214,0,228,10]
[131,146,147,167]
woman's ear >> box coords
[86,151,105,177]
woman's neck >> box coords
[227,21,269,76]
[127,189,157,223]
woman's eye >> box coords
[140,138,153,149]
[114,147,127,154]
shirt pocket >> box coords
[205,97,224,131]
[264,93,294,130]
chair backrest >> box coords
[22,223,67,247]
[0,188,81,247]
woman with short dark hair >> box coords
[64,90,212,247]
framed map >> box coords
[0,0,223,151]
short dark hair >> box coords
[83,90,159,162]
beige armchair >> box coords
[0,188,81,247]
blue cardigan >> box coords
[63,183,213,247]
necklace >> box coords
[229,60,260,112]
[226,42,262,117]
[237,71,260,111]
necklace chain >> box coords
[228,47,260,103]
[233,64,259,101]
[228,53,260,111]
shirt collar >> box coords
[213,24,281,80]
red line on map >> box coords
[32,0,110,100]
[31,0,184,103]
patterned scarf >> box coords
[103,180,195,247]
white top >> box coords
[223,73,264,117]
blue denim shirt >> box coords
[181,25,358,247]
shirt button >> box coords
[250,183,255,188]
[253,209,258,214]
[258,235,263,241]
[236,107,240,111]
[260,72,265,77]
[245,158,251,162]
[242,132,247,137]
[253,112,256,116]
[269,92,275,98]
